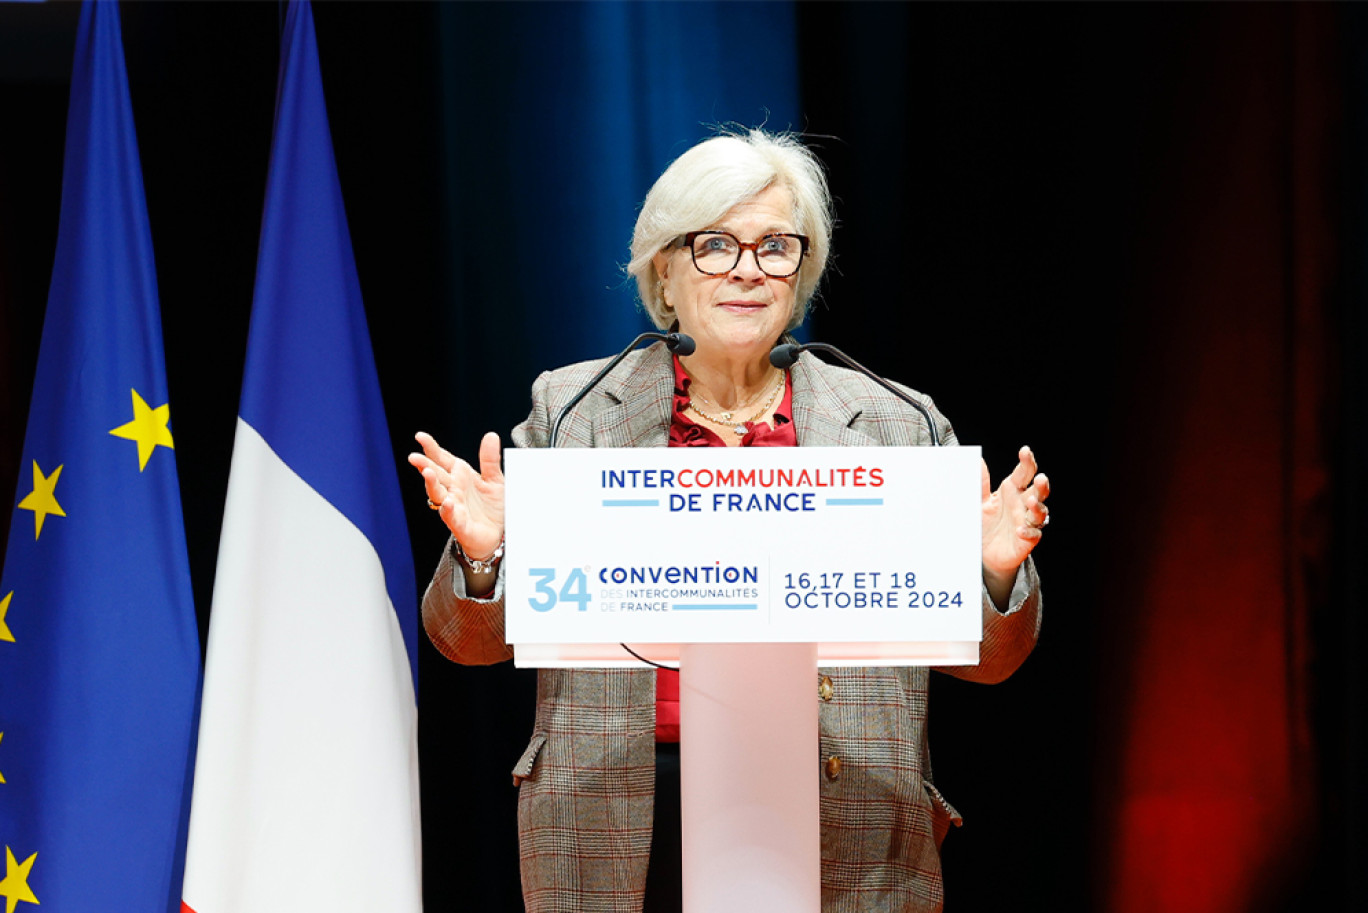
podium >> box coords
[505,447,982,913]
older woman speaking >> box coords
[412,130,1049,913]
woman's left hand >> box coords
[981,445,1050,608]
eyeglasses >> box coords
[679,231,810,278]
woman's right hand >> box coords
[409,431,505,561]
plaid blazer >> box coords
[422,343,1042,913]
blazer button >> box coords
[824,755,842,781]
[818,675,834,702]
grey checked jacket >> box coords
[422,343,1042,913]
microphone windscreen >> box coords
[668,333,697,356]
[769,343,801,369]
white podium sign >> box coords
[505,446,983,667]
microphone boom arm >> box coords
[770,341,941,445]
[549,332,694,448]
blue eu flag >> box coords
[0,3,201,911]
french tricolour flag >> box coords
[181,3,421,911]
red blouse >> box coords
[667,356,797,449]
[656,356,795,742]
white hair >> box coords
[628,129,834,331]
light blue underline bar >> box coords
[602,499,660,507]
[825,498,884,506]
[673,604,759,611]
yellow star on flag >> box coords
[0,847,38,913]
[108,388,174,471]
[0,592,12,643]
[16,462,65,540]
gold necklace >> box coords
[689,370,781,421]
[688,372,786,435]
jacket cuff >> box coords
[447,539,507,603]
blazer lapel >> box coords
[790,353,881,448]
[581,345,880,449]
[590,345,674,449]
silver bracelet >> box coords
[453,537,504,575]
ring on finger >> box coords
[427,498,440,511]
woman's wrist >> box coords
[453,536,505,574]
[982,563,1018,611]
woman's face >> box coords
[652,184,799,364]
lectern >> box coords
[506,446,982,913]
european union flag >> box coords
[0,3,201,912]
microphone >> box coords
[549,331,695,447]
[769,341,941,445]
[669,332,696,356]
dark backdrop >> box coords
[1,3,1362,911]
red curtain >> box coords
[1096,7,1337,910]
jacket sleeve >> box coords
[921,390,1043,684]
[941,557,1042,684]
[421,539,513,665]
[419,371,555,667]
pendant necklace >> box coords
[688,371,786,435]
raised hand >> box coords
[980,445,1050,608]
[409,431,505,561]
